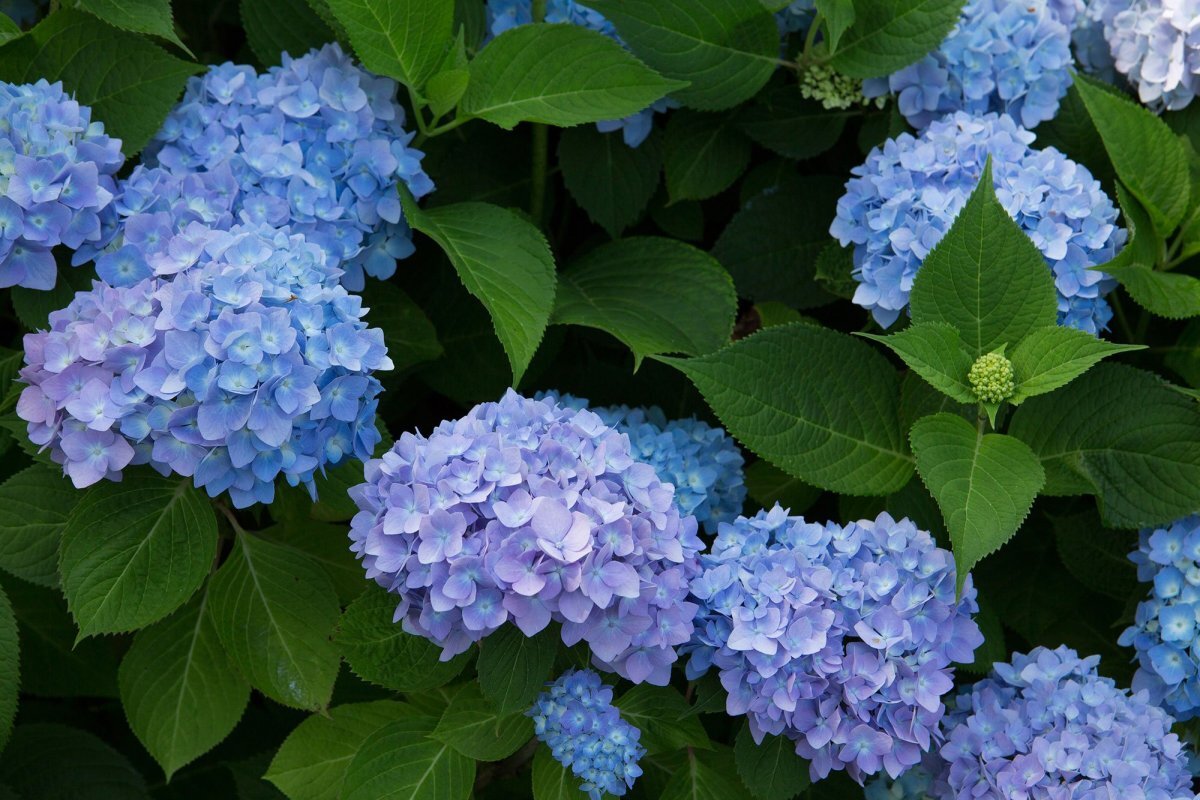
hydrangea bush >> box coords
[0,2,1199,800]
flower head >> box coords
[1083,0,1200,111]
[830,111,1125,334]
[968,351,1015,403]
[777,0,817,34]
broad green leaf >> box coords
[662,323,913,495]
[1104,183,1160,272]
[733,725,810,800]
[10,265,94,331]
[664,110,751,201]
[1052,509,1138,601]
[336,586,471,692]
[0,585,15,752]
[1106,265,1200,319]
[259,522,366,605]
[118,591,250,779]
[476,624,557,715]
[909,161,1058,356]
[0,9,200,154]
[327,0,453,88]
[861,322,976,404]
[401,192,556,384]
[306,0,350,41]
[552,237,736,364]
[814,240,857,300]
[660,747,744,800]
[430,684,532,762]
[209,531,341,710]
[266,701,416,800]
[59,475,217,638]
[737,87,850,160]
[1008,363,1200,528]
[426,33,470,116]
[531,746,588,800]
[587,0,779,110]
[342,716,475,800]
[0,724,148,799]
[911,413,1044,591]
[361,280,442,373]
[69,0,188,51]
[744,460,821,516]
[0,463,80,587]
[463,23,683,128]
[828,0,964,78]
[1075,74,1190,237]
[614,684,711,755]
[241,0,336,66]
[1009,326,1143,403]
[558,126,662,237]
[1035,82,1113,190]
[816,0,855,51]
[0,15,19,44]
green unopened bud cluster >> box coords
[799,63,887,111]
[968,352,1015,404]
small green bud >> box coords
[968,351,1015,404]
[798,63,886,111]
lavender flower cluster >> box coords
[936,646,1195,800]
[830,111,1125,334]
[347,391,704,684]
[529,669,644,800]
[864,0,1075,130]
[0,80,123,290]
[1120,515,1200,720]
[17,223,390,507]
[1082,0,1200,111]
[484,0,673,147]
[684,507,983,782]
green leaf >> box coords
[463,23,683,128]
[816,0,855,51]
[814,241,857,301]
[1075,73,1190,237]
[10,265,94,331]
[476,624,556,715]
[0,725,149,798]
[744,460,820,516]
[733,725,809,800]
[361,280,443,372]
[0,9,200,154]
[911,413,1044,591]
[209,531,341,711]
[68,0,188,52]
[431,683,532,762]
[1107,265,1200,319]
[0,585,16,752]
[0,15,19,45]
[401,192,556,384]
[587,0,779,110]
[259,522,366,605]
[558,125,662,237]
[266,701,417,800]
[531,746,589,800]
[664,110,751,202]
[661,747,744,800]
[241,0,336,66]
[327,0,453,88]
[335,586,471,693]
[118,591,250,779]
[614,684,711,755]
[662,323,913,496]
[59,475,217,638]
[426,33,470,116]
[861,322,976,404]
[1052,509,1138,601]
[552,237,736,364]
[0,464,80,587]
[909,161,1058,356]
[1008,363,1200,528]
[737,87,850,160]
[341,716,475,800]
[1009,326,1143,403]
[828,0,964,78]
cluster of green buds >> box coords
[799,62,887,111]
[968,351,1015,404]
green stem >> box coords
[1111,291,1137,343]
[801,12,824,65]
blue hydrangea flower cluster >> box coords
[529,669,645,800]
[684,507,983,783]
[1119,515,1200,720]
[484,0,673,148]
[347,390,704,684]
[777,0,817,34]
[16,223,391,507]
[0,80,124,290]
[1084,0,1200,111]
[83,44,433,290]
[862,0,1075,130]
[936,646,1195,800]
[830,112,1125,334]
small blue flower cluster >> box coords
[529,669,644,800]
[347,390,704,684]
[830,111,1125,334]
[17,223,390,507]
[777,0,817,35]
[85,44,433,290]
[0,80,123,290]
[863,0,1074,130]
[936,646,1195,800]
[1120,515,1200,720]
[484,0,673,148]
[684,507,983,782]
[1085,0,1200,111]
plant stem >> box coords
[801,12,824,65]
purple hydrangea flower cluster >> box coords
[830,111,1125,334]
[0,80,123,290]
[1119,515,1200,720]
[347,390,704,684]
[529,669,645,800]
[684,507,983,783]
[935,646,1195,800]
[84,44,433,290]
[1084,0,1200,111]
[863,0,1075,130]
[484,0,673,148]
[17,222,391,507]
